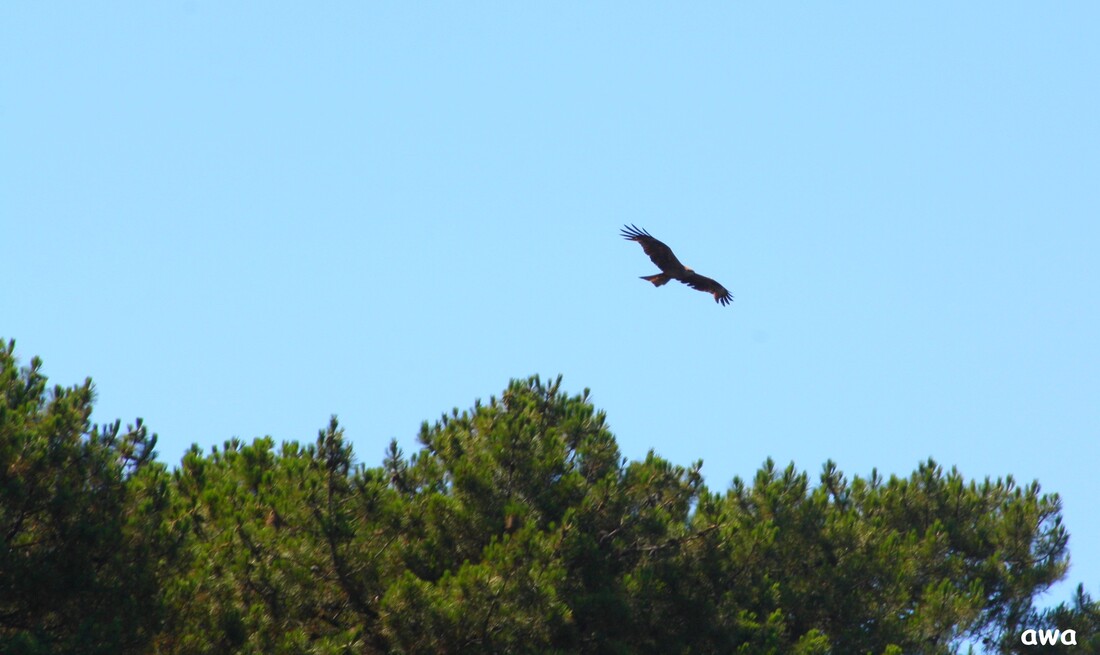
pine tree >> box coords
[0,340,175,654]
[3,341,1089,655]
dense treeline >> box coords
[0,340,1096,654]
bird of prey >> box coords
[621,224,733,306]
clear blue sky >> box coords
[3,3,1097,607]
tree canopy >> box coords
[0,341,1095,654]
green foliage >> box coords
[1,345,1093,655]
[157,420,399,654]
[704,458,1070,654]
[0,340,176,654]
[994,584,1100,654]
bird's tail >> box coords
[640,274,671,287]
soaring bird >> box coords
[621,224,733,306]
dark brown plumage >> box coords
[621,224,733,306]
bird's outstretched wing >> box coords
[682,272,734,306]
[620,224,686,275]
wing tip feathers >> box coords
[620,224,653,241]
